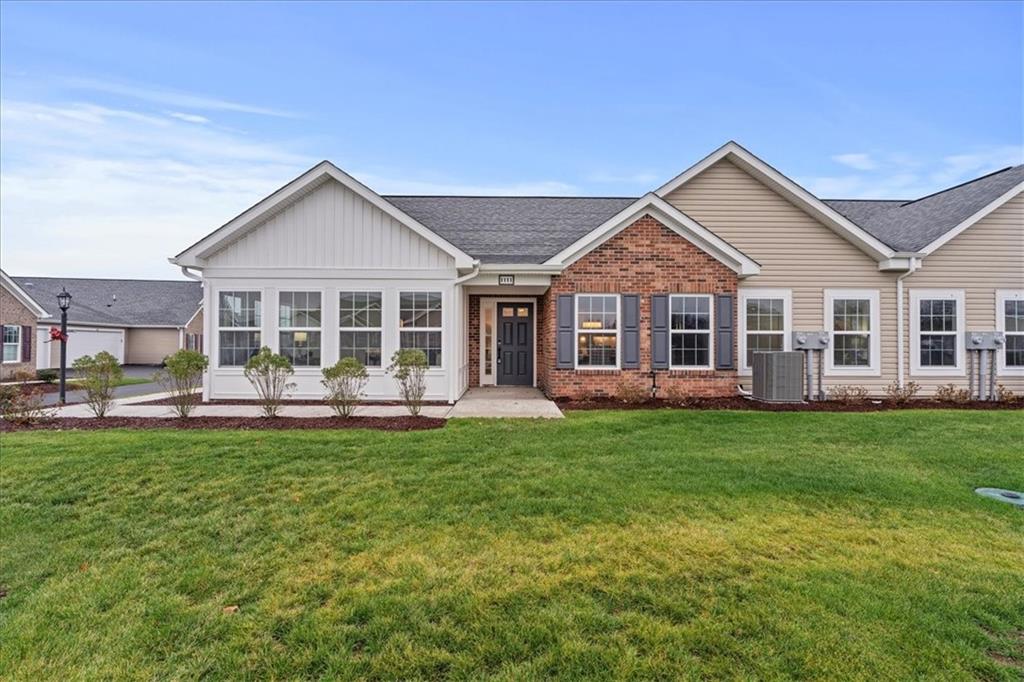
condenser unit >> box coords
[751,352,805,403]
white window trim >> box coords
[2,324,21,364]
[669,294,714,370]
[996,289,1024,376]
[398,289,444,369]
[738,288,792,375]
[823,289,881,377]
[574,293,621,371]
[216,289,262,369]
[338,290,384,371]
[278,290,324,370]
[910,289,965,376]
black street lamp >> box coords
[57,288,72,405]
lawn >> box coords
[67,375,154,388]
[1,410,1022,680]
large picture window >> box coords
[576,294,618,368]
[670,295,712,369]
[278,291,321,367]
[2,325,20,363]
[997,290,1024,374]
[910,289,964,375]
[825,289,880,375]
[399,291,442,367]
[340,291,383,367]
[218,291,261,367]
[740,289,790,371]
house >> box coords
[1,270,50,380]
[8,277,203,370]
[171,142,1024,402]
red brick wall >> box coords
[537,214,739,399]
[467,295,480,388]
[0,286,38,380]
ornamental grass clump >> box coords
[388,348,428,416]
[156,349,208,418]
[72,351,124,417]
[243,347,295,418]
[321,357,368,418]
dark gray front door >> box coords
[497,303,533,386]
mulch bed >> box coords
[557,397,1024,412]
[6,383,61,395]
[0,415,446,433]
[135,396,449,407]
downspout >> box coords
[896,258,919,388]
[453,261,481,285]
[449,262,480,403]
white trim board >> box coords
[823,288,881,377]
[909,289,966,377]
[737,288,793,375]
[1,270,49,319]
[996,289,1024,377]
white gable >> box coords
[205,178,454,269]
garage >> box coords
[44,326,126,366]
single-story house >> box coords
[1,270,51,380]
[7,276,203,370]
[170,141,1024,402]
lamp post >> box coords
[57,288,72,405]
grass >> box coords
[67,375,154,388]
[1,410,1022,680]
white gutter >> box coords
[453,262,482,285]
[896,258,919,387]
[179,266,202,282]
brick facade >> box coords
[0,285,39,380]
[468,295,481,388]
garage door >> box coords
[65,327,125,365]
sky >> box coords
[1,1,1021,279]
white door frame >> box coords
[479,296,538,387]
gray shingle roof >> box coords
[825,165,1024,252]
[12,277,202,327]
[385,196,636,263]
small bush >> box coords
[662,382,693,405]
[243,347,295,418]
[11,369,36,383]
[934,383,971,404]
[828,385,870,403]
[0,385,20,413]
[322,357,369,417]
[996,384,1018,403]
[615,380,648,404]
[884,380,920,405]
[388,349,428,416]
[0,387,54,425]
[156,349,208,418]
[71,351,123,417]
[36,368,58,384]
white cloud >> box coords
[832,153,877,171]
[168,111,210,124]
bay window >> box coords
[997,290,1024,374]
[576,294,618,368]
[670,295,712,369]
[339,291,383,367]
[825,289,880,375]
[218,291,261,367]
[399,291,442,367]
[2,325,20,363]
[278,291,321,367]
[740,289,790,371]
[911,289,964,374]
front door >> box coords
[497,303,533,386]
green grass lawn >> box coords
[1,411,1022,680]
[67,375,154,388]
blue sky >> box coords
[1,1,1021,278]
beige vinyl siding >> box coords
[125,328,180,365]
[904,194,1024,394]
[664,158,900,393]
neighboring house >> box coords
[9,277,203,369]
[1,270,50,380]
[171,141,1024,402]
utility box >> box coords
[792,331,830,351]
[752,351,805,402]
[964,331,1005,350]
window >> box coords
[399,291,442,367]
[740,289,790,371]
[2,325,20,363]
[670,295,712,368]
[910,290,964,375]
[218,291,261,366]
[278,291,321,367]
[340,291,383,367]
[576,294,618,368]
[825,290,880,375]
[997,290,1024,375]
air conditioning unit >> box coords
[751,352,805,402]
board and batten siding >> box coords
[903,194,1024,394]
[205,179,455,270]
[663,158,901,393]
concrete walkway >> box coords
[50,386,563,419]
[39,365,163,406]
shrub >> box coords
[828,385,870,403]
[388,348,428,416]
[36,368,58,384]
[156,349,208,418]
[662,382,692,405]
[934,383,971,404]
[615,380,648,404]
[0,386,54,425]
[996,384,1018,403]
[243,347,295,418]
[71,351,123,417]
[883,380,920,405]
[0,385,20,413]
[322,357,369,417]
[11,369,36,383]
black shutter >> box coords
[556,294,574,369]
[621,294,640,368]
[21,325,32,363]
[715,294,735,370]
[650,294,669,369]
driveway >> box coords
[40,365,164,406]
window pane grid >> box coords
[400,330,442,367]
[218,291,261,328]
[279,291,322,329]
[399,292,442,329]
[340,331,383,368]
[218,291,261,366]
[670,296,711,367]
[745,297,785,368]
[219,330,261,367]
[831,297,872,368]
[577,295,617,331]
[340,291,383,329]
[918,298,957,367]
[576,295,618,367]
[2,325,19,362]
[1004,299,1024,367]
